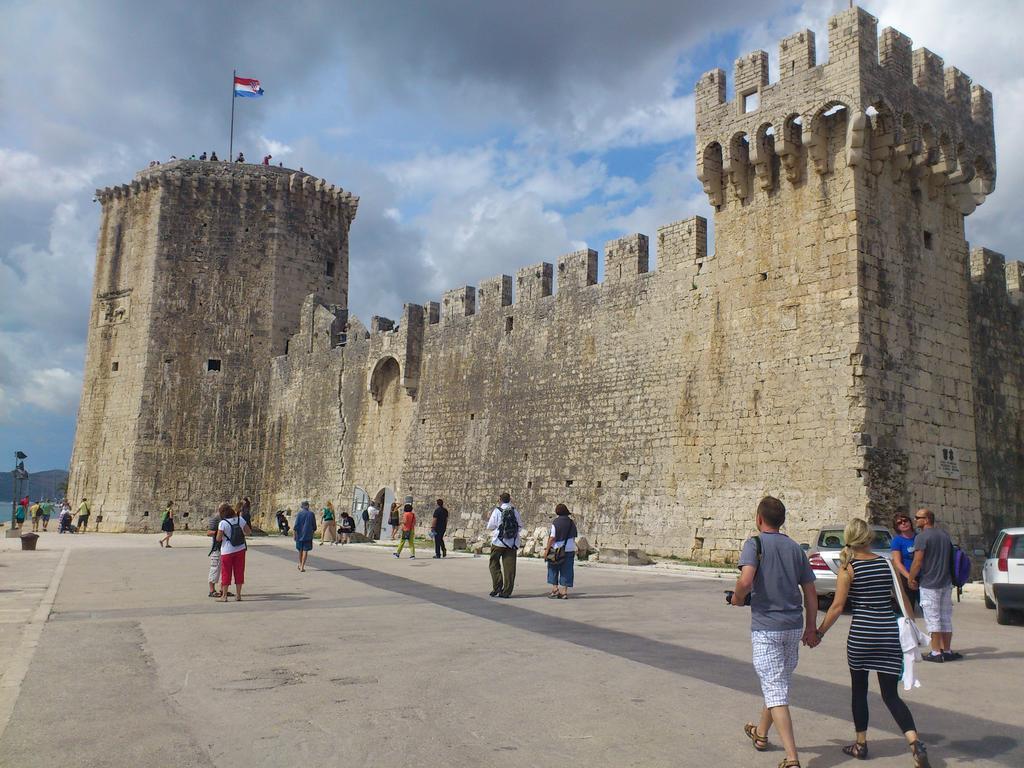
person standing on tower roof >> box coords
[235,152,245,163]
[210,151,218,161]
[262,154,272,165]
[199,151,207,161]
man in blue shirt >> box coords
[293,501,317,572]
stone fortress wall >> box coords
[70,6,1024,560]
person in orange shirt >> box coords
[393,503,416,559]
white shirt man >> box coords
[485,494,523,598]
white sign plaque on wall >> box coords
[935,446,962,480]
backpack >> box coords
[361,509,369,522]
[226,517,246,548]
[497,506,519,545]
[950,544,972,601]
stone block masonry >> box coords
[71,6,1021,561]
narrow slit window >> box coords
[207,359,221,372]
[111,361,119,372]
[326,260,336,277]
[923,231,933,250]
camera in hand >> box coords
[724,590,751,606]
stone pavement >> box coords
[0,532,1020,768]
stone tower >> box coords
[695,6,995,543]
[68,161,358,530]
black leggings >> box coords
[850,669,916,734]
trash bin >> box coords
[20,532,39,551]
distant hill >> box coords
[1,469,69,503]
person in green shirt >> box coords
[41,500,54,531]
[320,501,337,545]
[76,498,91,533]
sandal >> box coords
[910,741,930,768]
[778,760,800,768]
[842,742,868,759]
[548,592,560,599]
[744,723,769,751]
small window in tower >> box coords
[742,89,760,113]
[111,361,119,372]
[207,359,221,372]
[923,231,933,250]
[597,480,603,489]
[505,316,514,334]
[565,479,574,488]
[326,260,336,277]
[470,413,475,420]
[527,481,533,490]
[620,471,630,482]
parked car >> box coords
[982,527,1024,625]
[807,524,894,607]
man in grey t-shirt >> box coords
[909,508,961,661]
[731,496,818,767]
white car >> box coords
[807,524,894,607]
[982,527,1024,625]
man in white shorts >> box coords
[909,508,961,661]
[732,496,818,768]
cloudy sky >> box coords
[1,0,1021,472]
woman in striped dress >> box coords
[816,518,929,767]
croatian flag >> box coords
[234,76,264,98]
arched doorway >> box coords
[373,486,395,541]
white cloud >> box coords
[0,149,106,202]
[259,137,294,157]
[20,368,81,413]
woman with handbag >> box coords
[815,518,930,767]
[159,501,175,547]
[542,504,577,599]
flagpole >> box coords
[229,69,236,161]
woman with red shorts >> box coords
[216,503,251,602]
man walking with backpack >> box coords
[908,508,962,662]
[486,492,523,598]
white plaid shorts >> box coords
[208,550,221,585]
[919,586,953,633]
[751,629,803,708]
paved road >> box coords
[0,533,1020,767]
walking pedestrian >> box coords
[30,501,42,532]
[294,501,316,571]
[216,503,250,602]
[816,518,930,766]
[890,512,920,611]
[41,499,53,531]
[393,504,416,558]
[159,501,175,547]
[388,502,400,540]
[486,492,522,598]
[908,509,961,662]
[542,504,577,599]
[431,498,448,558]
[206,509,230,598]
[339,510,355,543]
[320,501,337,545]
[14,501,26,530]
[731,496,818,768]
[76,497,91,532]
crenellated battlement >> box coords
[95,159,360,223]
[384,216,709,330]
[696,5,995,215]
[970,247,1024,310]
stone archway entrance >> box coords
[373,486,395,540]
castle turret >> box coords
[68,160,357,530]
[694,5,995,545]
